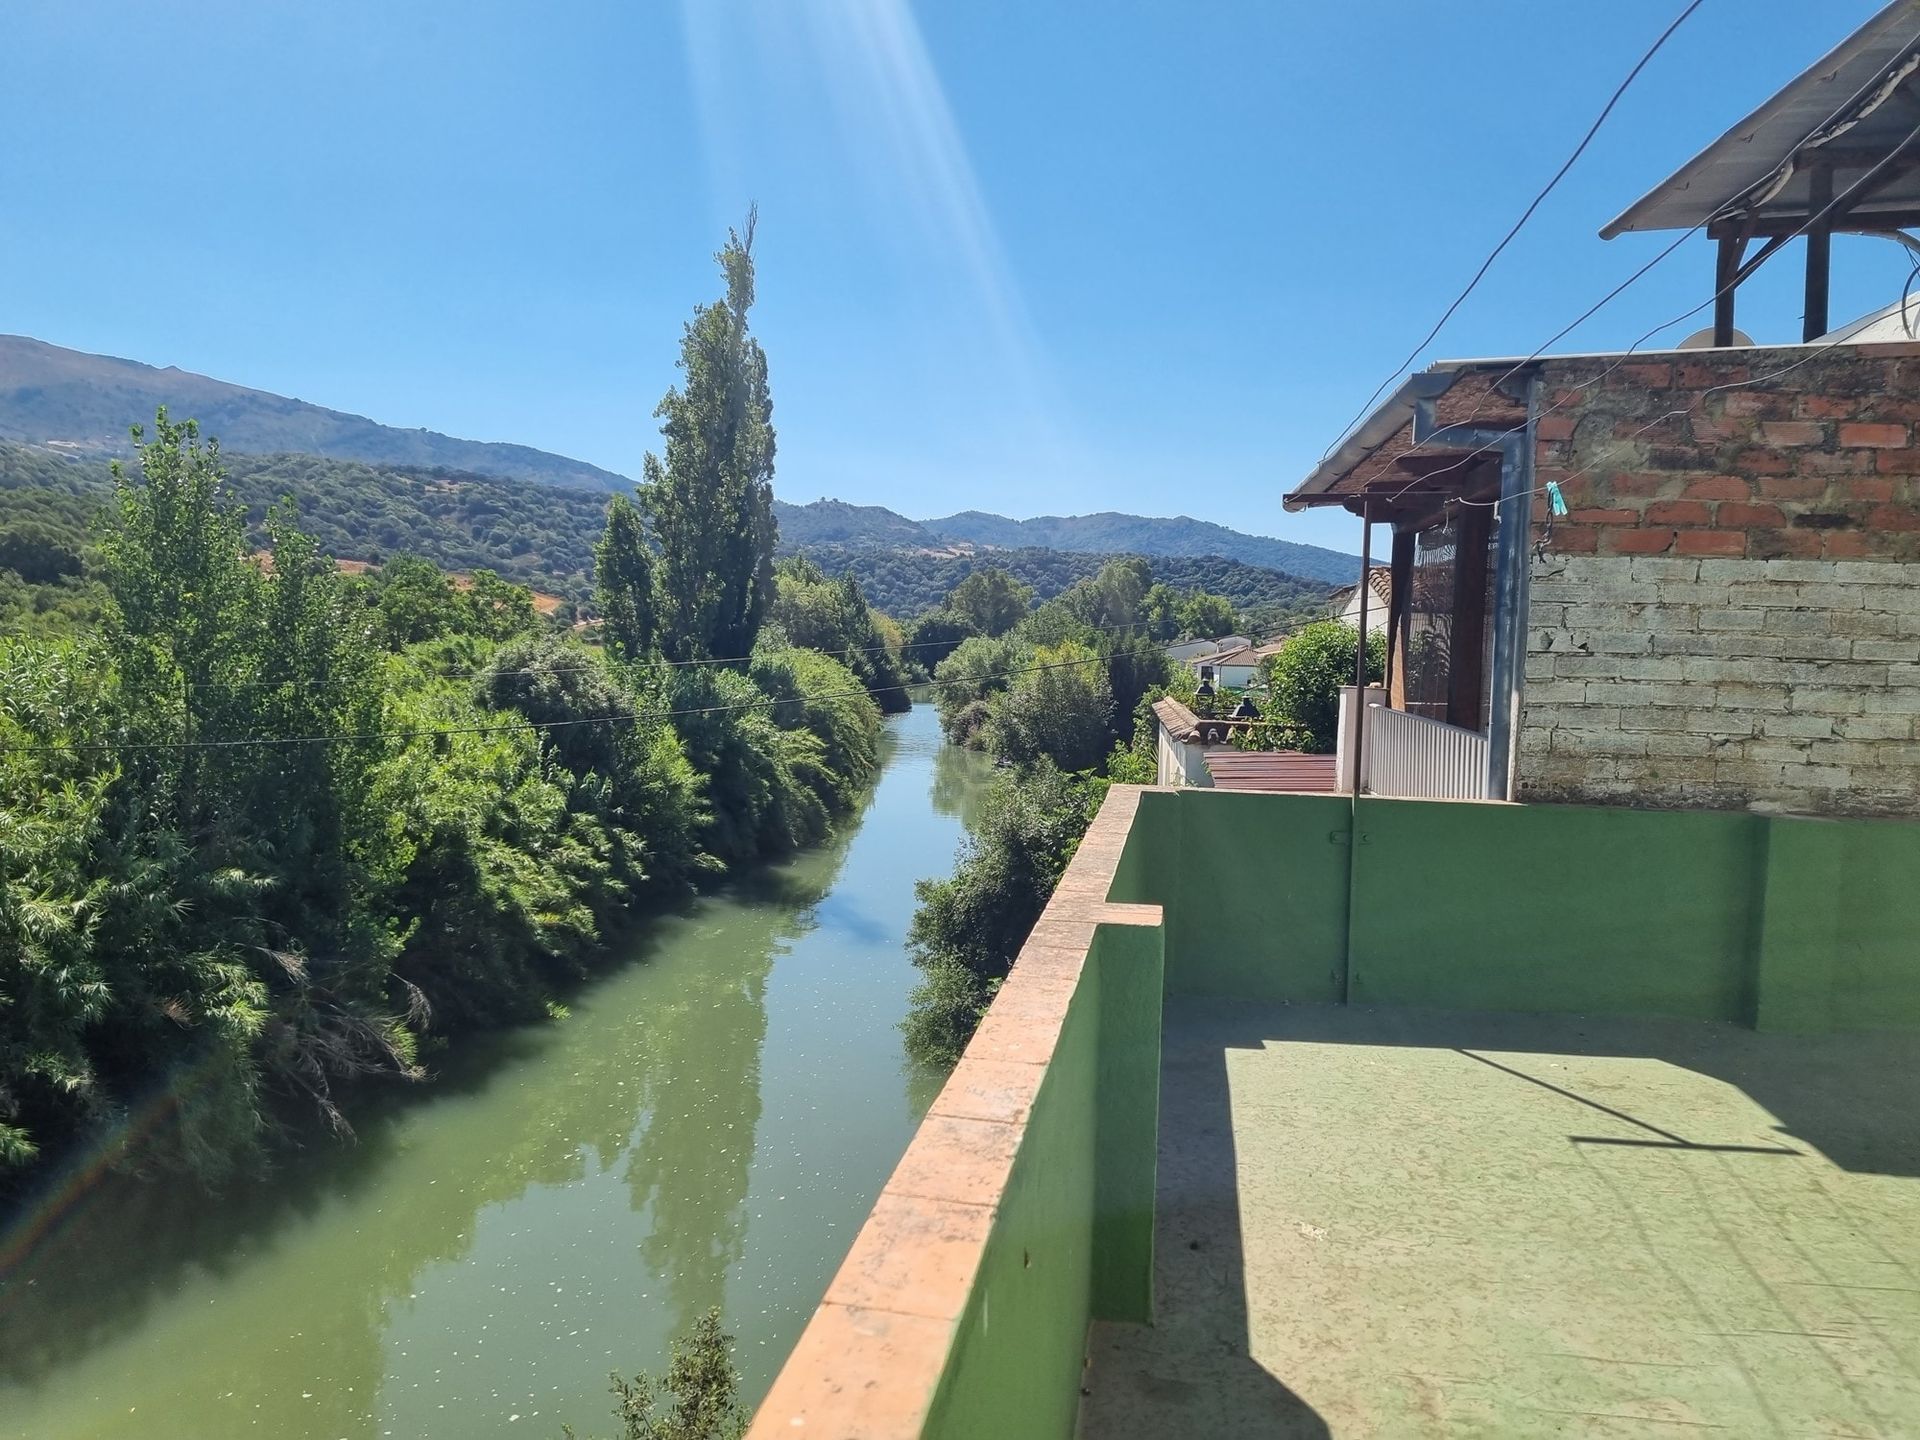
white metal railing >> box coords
[1360,703,1491,800]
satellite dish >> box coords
[1676,326,1754,349]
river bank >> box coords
[0,705,988,1440]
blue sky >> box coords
[0,1,1898,553]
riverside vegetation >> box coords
[0,218,899,1195]
[902,565,1378,1062]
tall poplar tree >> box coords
[641,210,778,662]
[595,492,656,663]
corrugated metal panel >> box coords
[1200,749,1339,794]
[1604,1,1920,237]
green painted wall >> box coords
[1759,815,1920,1033]
[1127,789,1920,1034]
[1349,799,1766,1022]
[1124,790,1351,1003]
[923,922,1164,1440]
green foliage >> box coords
[1177,590,1239,640]
[945,566,1032,637]
[373,555,537,648]
[767,557,909,713]
[642,214,777,662]
[0,407,886,1192]
[932,634,1031,747]
[566,1308,750,1440]
[1263,620,1387,753]
[903,763,1099,1066]
[987,641,1113,774]
[595,493,656,663]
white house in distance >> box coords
[1328,565,1390,632]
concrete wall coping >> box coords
[746,785,1166,1439]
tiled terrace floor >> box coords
[1079,999,1920,1439]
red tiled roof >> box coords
[1200,749,1338,793]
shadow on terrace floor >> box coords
[1080,998,1920,1439]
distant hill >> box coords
[797,543,1326,631]
[922,509,1355,584]
[772,498,1354,585]
[771,498,939,550]
[0,334,626,490]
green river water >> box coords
[0,705,993,1440]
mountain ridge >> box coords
[0,334,627,490]
[773,498,1356,585]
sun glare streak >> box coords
[677,0,1078,477]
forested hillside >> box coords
[0,334,625,488]
[1,445,1333,635]
[0,442,608,604]
[806,543,1326,631]
[921,509,1356,583]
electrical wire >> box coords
[1320,0,1707,462]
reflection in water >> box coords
[0,707,994,1440]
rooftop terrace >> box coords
[748,787,1920,1440]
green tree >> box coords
[904,609,977,669]
[566,1309,750,1440]
[1264,620,1387,752]
[946,567,1032,637]
[988,641,1113,774]
[903,763,1098,1065]
[595,493,656,663]
[642,212,777,661]
[1176,590,1239,640]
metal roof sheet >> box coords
[1200,749,1338,794]
[1603,1,1920,238]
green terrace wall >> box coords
[1126,790,1920,1034]
[923,922,1164,1440]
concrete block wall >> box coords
[1518,345,1920,816]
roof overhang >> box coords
[1604,0,1920,239]
[1286,363,1529,517]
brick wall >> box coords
[1516,343,1920,817]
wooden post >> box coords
[1448,505,1493,730]
[1386,528,1415,710]
[1354,506,1373,688]
[1714,235,1744,347]
[1804,166,1834,342]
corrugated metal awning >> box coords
[1604,0,1920,238]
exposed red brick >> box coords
[1795,394,1858,419]
[1674,529,1748,556]
[1678,361,1748,388]
[1718,501,1788,528]
[1644,500,1713,525]
[1759,421,1824,447]
[1840,422,1909,448]
[1605,472,1669,497]
[1822,529,1874,557]
[1751,528,1823,558]
[1567,507,1639,526]
[1730,447,1795,475]
[1724,391,1791,419]
[1682,474,1752,500]
[1842,476,1896,503]
[1545,524,1599,553]
[1604,527,1676,555]
[1875,447,1920,473]
[1618,362,1674,387]
[1535,415,1576,442]
[1868,503,1920,531]
[1798,448,1872,474]
[1690,413,1748,442]
[1757,474,1831,499]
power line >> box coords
[1321,0,1706,461]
